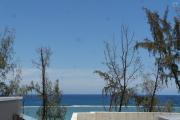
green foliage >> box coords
[0,28,15,80]
[47,80,66,120]
[0,28,26,97]
[134,74,162,112]
[32,47,66,120]
[162,100,174,112]
[134,95,158,112]
[36,80,66,120]
[136,7,180,89]
[0,60,22,96]
[135,7,180,112]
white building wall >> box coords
[71,112,180,120]
[0,97,22,120]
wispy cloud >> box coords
[21,68,179,95]
[21,68,105,94]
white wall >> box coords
[71,112,180,120]
[0,97,22,120]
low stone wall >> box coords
[71,112,180,120]
[0,97,22,120]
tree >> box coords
[162,100,174,112]
[46,80,66,120]
[0,28,25,97]
[135,7,180,111]
[0,28,15,77]
[0,28,31,114]
[0,28,16,95]
[33,47,51,120]
[134,74,163,112]
[32,47,66,120]
[32,47,51,120]
[95,26,141,112]
[0,66,22,96]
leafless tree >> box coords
[95,26,141,112]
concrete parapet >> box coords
[71,112,180,120]
[0,97,22,120]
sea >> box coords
[23,95,180,120]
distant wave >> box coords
[68,105,139,108]
[23,105,180,108]
[23,105,135,108]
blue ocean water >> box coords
[24,94,109,106]
[23,95,180,120]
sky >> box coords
[0,0,179,94]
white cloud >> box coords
[21,68,179,95]
[21,68,105,94]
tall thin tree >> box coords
[32,47,66,120]
[33,47,52,120]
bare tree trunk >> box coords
[22,97,24,114]
[109,94,113,111]
[41,49,46,120]
[149,74,158,112]
[149,65,159,112]
[119,87,125,112]
[119,46,127,112]
[33,47,57,120]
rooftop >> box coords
[0,97,22,102]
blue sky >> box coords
[0,0,179,94]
